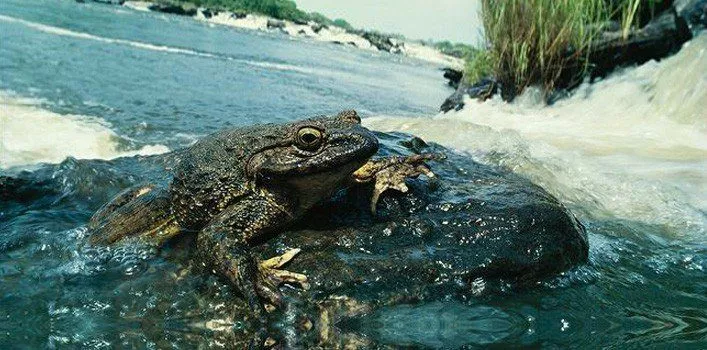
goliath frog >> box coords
[88,110,436,319]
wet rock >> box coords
[442,67,463,88]
[82,0,125,4]
[256,139,588,309]
[361,32,402,53]
[292,18,309,26]
[196,7,216,19]
[148,3,197,17]
[267,18,286,30]
[0,175,55,204]
[310,22,325,33]
[440,77,498,112]
[588,6,692,81]
[678,0,707,31]
[551,5,692,95]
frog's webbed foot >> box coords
[353,153,443,214]
[260,248,309,289]
[255,248,310,308]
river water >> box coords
[1,0,705,348]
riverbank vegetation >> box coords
[466,0,668,99]
[155,0,345,26]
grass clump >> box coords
[478,0,608,98]
[463,49,493,84]
[466,0,668,100]
[433,41,477,58]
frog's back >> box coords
[170,123,287,229]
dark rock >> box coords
[257,139,588,307]
[440,77,498,112]
[679,0,707,31]
[587,7,692,81]
[197,7,215,19]
[548,5,694,99]
[310,22,325,33]
[148,3,197,17]
[267,18,286,30]
[0,176,54,203]
[541,6,692,99]
[230,11,247,19]
[83,0,124,4]
[442,68,463,88]
[361,32,403,53]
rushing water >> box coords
[1,0,706,348]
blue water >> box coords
[1,0,706,349]
[0,0,447,149]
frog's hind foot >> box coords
[260,248,310,289]
[256,248,310,307]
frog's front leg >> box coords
[353,153,443,213]
[195,196,308,320]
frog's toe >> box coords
[261,248,300,269]
[254,278,283,308]
[259,248,310,291]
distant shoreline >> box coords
[116,1,463,69]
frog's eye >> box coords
[296,127,323,149]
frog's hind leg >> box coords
[88,184,181,246]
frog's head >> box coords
[247,110,378,178]
[247,110,378,207]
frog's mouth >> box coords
[246,127,379,179]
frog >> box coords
[88,110,436,320]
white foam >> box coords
[203,12,269,31]
[122,1,152,12]
[0,92,169,169]
[400,42,464,69]
[366,34,707,239]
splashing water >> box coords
[0,91,169,169]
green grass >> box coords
[433,41,477,59]
[463,49,493,84]
[156,0,348,26]
[466,0,661,100]
[620,0,642,39]
[477,0,608,98]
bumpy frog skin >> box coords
[87,110,435,323]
